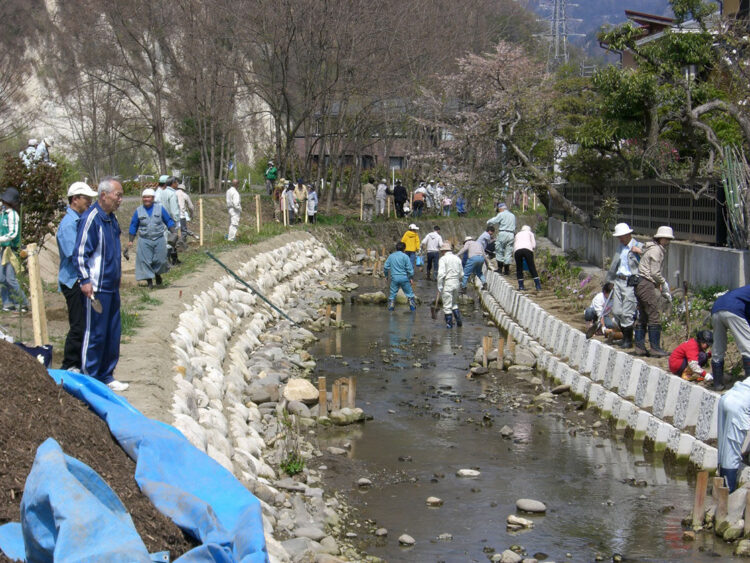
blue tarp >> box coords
[0,370,268,562]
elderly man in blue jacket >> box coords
[383,242,416,312]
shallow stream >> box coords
[310,276,735,562]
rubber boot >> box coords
[633,325,649,356]
[503,264,510,275]
[711,359,725,391]
[155,274,163,286]
[619,326,633,349]
[647,324,669,357]
[444,313,453,329]
[453,309,463,327]
[408,297,416,312]
[518,279,525,291]
[533,277,541,291]
[387,300,394,311]
[720,467,739,493]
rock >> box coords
[357,478,372,487]
[437,533,453,541]
[318,536,339,555]
[551,384,571,395]
[532,392,555,404]
[723,522,745,541]
[513,345,537,367]
[516,498,547,513]
[426,496,443,506]
[329,407,365,425]
[529,377,543,386]
[287,400,311,418]
[682,530,695,541]
[326,446,347,456]
[500,425,514,438]
[735,539,750,556]
[471,366,489,376]
[507,365,534,376]
[295,526,326,541]
[375,528,388,537]
[498,549,523,563]
[457,468,481,478]
[506,514,534,529]
[352,291,387,304]
[283,378,319,404]
[281,537,318,560]
[315,555,346,563]
[398,534,416,546]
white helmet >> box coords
[612,223,633,237]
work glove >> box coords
[123,247,130,261]
[662,290,672,303]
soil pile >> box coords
[0,340,196,557]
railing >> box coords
[549,180,727,245]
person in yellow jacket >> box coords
[401,223,420,272]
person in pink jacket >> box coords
[513,225,541,291]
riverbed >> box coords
[309,276,736,562]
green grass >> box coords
[136,290,162,306]
[120,306,143,336]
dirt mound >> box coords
[0,340,196,557]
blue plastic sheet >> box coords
[0,370,268,562]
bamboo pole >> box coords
[199,197,204,246]
[692,471,708,529]
[255,194,261,233]
[26,243,48,346]
[318,377,327,415]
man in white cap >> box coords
[487,202,516,275]
[634,226,674,356]
[457,235,487,292]
[127,188,177,289]
[20,139,38,168]
[56,181,99,371]
[606,223,643,349]
[226,178,242,241]
[420,225,443,281]
[376,178,389,216]
[401,223,421,272]
[437,241,463,328]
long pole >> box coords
[199,197,204,246]
[255,194,261,233]
[205,252,300,327]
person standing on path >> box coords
[362,177,376,222]
[175,182,194,244]
[306,183,318,223]
[486,202,515,274]
[711,285,750,391]
[383,241,416,312]
[457,235,487,292]
[75,177,128,392]
[264,160,277,195]
[0,188,29,313]
[633,226,674,357]
[420,225,443,281]
[401,224,420,272]
[293,180,308,223]
[392,180,408,218]
[376,178,388,217]
[56,181,98,371]
[225,179,241,241]
[513,225,541,291]
[606,223,643,349]
[128,188,177,289]
[437,242,463,328]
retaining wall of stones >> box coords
[480,270,719,471]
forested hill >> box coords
[527,0,674,58]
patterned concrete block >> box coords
[543,319,556,348]
[630,410,653,440]
[617,358,644,401]
[652,373,682,419]
[601,349,621,390]
[667,429,695,459]
[588,383,606,408]
[646,418,672,450]
[689,442,718,471]
[695,392,719,441]
[615,401,637,430]
[573,375,591,400]
[611,353,634,395]
[672,382,705,430]
[600,391,619,417]
[565,331,584,367]
[609,396,623,420]
[581,340,602,376]
[634,364,661,409]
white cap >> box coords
[142,188,156,197]
[521,225,531,232]
[439,242,452,251]
[612,223,633,237]
[408,223,419,230]
[464,235,474,242]
[28,138,38,146]
[67,182,98,198]
[654,226,674,239]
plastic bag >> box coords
[416,255,424,267]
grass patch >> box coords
[120,306,143,337]
[136,290,162,306]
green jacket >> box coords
[0,207,21,249]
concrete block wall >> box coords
[548,217,750,289]
[482,270,719,470]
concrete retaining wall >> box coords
[480,269,719,470]
[548,217,750,289]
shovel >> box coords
[90,296,103,314]
[430,289,440,319]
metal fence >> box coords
[549,180,727,245]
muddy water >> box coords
[311,277,735,562]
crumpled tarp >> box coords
[0,369,268,562]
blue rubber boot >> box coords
[445,313,453,328]
[408,297,416,312]
[453,309,463,327]
[387,300,394,311]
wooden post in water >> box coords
[712,476,724,500]
[348,376,356,408]
[318,377,327,415]
[482,336,490,368]
[332,381,341,410]
[255,194,261,233]
[325,304,332,326]
[26,244,48,346]
[340,379,349,408]
[199,197,204,246]
[692,471,708,529]
[508,334,516,359]
[497,335,505,365]
[716,484,729,524]
[336,303,343,325]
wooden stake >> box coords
[482,336,489,368]
[336,303,342,325]
[508,336,516,358]
[497,335,505,365]
[692,471,708,529]
[336,330,341,355]
[533,192,537,210]
[318,376,327,414]
[199,197,204,247]
[712,476,724,500]
[26,243,48,346]
[282,200,288,226]
[387,197,392,218]
[360,192,363,221]
[341,381,348,408]
[255,194,261,233]
[325,304,332,326]
[716,485,729,524]
[332,381,341,410]
[347,376,356,408]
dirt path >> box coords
[118,231,312,423]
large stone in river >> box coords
[516,498,547,513]
[283,378,319,404]
[513,345,537,368]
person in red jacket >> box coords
[669,330,713,382]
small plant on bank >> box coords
[279,410,305,476]
[280,452,305,476]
